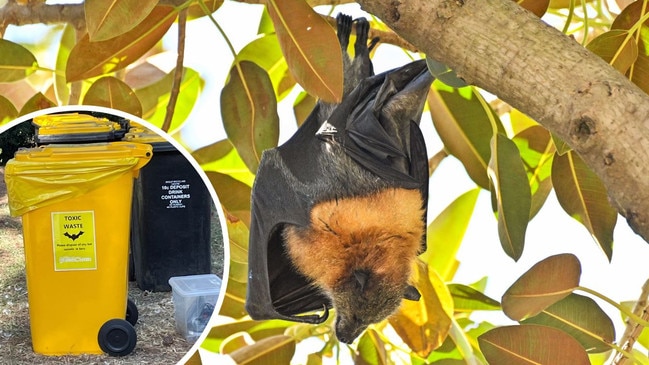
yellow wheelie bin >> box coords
[4,141,152,356]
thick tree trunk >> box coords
[358,0,649,243]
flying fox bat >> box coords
[246,13,434,344]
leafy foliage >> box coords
[2,0,649,364]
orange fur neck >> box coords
[283,188,424,290]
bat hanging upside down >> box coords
[246,13,435,343]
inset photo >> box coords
[0,106,227,364]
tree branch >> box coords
[613,278,649,365]
[162,7,187,133]
[357,0,649,243]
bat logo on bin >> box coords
[64,231,84,241]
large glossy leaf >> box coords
[488,133,531,261]
[221,61,279,174]
[612,2,649,93]
[502,253,581,321]
[512,125,554,219]
[193,139,234,165]
[187,0,224,19]
[265,0,343,103]
[356,329,389,365]
[426,58,468,88]
[552,151,617,260]
[85,0,158,41]
[517,0,550,17]
[522,293,615,353]
[202,319,293,353]
[479,324,590,364]
[54,25,75,105]
[137,67,203,134]
[549,0,593,8]
[228,335,296,365]
[448,284,501,312]
[293,91,317,127]
[18,92,55,116]
[198,140,256,187]
[82,76,143,117]
[0,96,18,125]
[389,260,453,358]
[206,171,252,225]
[586,30,638,74]
[420,188,480,280]
[236,34,295,100]
[219,217,249,319]
[0,39,38,82]
[66,6,176,82]
[429,83,502,189]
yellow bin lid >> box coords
[33,113,124,143]
[4,142,153,216]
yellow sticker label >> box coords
[51,211,97,271]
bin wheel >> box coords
[98,319,137,357]
[126,298,138,326]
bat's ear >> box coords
[354,270,369,292]
[403,285,421,301]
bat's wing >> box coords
[246,124,332,323]
[246,59,434,323]
[322,58,433,251]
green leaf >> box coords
[389,260,453,358]
[429,83,502,189]
[552,151,617,260]
[198,140,256,187]
[586,30,638,74]
[0,95,18,125]
[192,139,234,165]
[512,125,554,219]
[502,253,581,321]
[488,133,531,261]
[201,319,294,353]
[221,61,279,174]
[420,188,480,280]
[425,58,468,88]
[85,0,158,42]
[612,2,649,93]
[66,6,176,82]
[236,34,295,101]
[479,324,590,364]
[551,132,572,155]
[219,217,249,319]
[82,76,143,117]
[265,0,343,103]
[187,0,224,19]
[54,25,75,105]
[138,67,204,134]
[293,91,316,127]
[228,335,296,365]
[0,39,38,82]
[517,0,550,17]
[206,171,252,224]
[18,92,56,116]
[357,329,389,365]
[522,293,615,353]
[448,284,501,312]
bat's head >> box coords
[283,188,425,344]
[331,269,420,344]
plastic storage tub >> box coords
[168,274,221,342]
[126,131,212,292]
[4,142,152,356]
